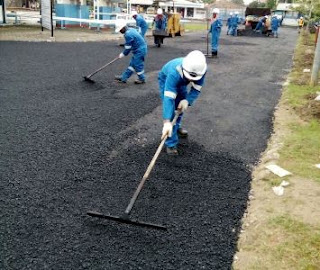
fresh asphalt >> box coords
[0,27,297,269]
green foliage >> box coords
[248,1,266,8]
[231,0,244,6]
[202,0,215,4]
[266,0,277,9]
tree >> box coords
[231,0,245,6]
[248,1,266,8]
[266,0,277,9]
[202,0,215,4]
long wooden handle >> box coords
[87,57,119,78]
[124,111,181,215]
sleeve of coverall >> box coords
[186,74,206,106]
[123,34,133,56]
[163,74,178,120]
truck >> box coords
[244,7,271,30]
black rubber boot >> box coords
[134,79,145,84]
[177,128,188,138]
[114,75,126,83]
[166,146,178,156]
[212,51,218,57]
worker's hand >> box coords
[161,121,173,140]
[119,53,125,59]
[177,99,189,112]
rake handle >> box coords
[124,111,181,215]
[87,57,119,79]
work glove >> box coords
[161,122,173,140]
[119,53,125,59]
[177,99,189,112]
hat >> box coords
[115,19,127,33]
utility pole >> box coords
[310,26,320,86]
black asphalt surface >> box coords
[0,27,297,269]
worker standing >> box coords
[132,11,148,38]
[271,15,280,38]
[298,16,304,33]
[153,8,167,47]
[254,15,268,34]
[114,20,147,84]
[226,12,233,35]
[209,8,223,57]
[159,50,207,155]
[230,11,240,36]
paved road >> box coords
[0,27,297,269]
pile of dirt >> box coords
[298,94,320,119]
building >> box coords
[159,0,205,19]
[207,0,245,20]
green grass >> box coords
[184,22,207,32]
[278,30,320,181]
[268,215,320,270]
[285,84,317,108]
[279,120,320,180]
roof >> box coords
[130,0,153,5]
[159,0,204,9]
[207,0,245,9]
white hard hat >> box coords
[264,15,268,18]
[235,11,239,15]
[182,50,207,81]
[157,8,163,15]
[300,16,303,19]
[230,12,233,16]
[132,11,138,16]
[115,19,127,33]
[213,8,219,14]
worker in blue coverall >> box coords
[114,20,147,84]
[159,50,207,155]
[153,8,167,46]
[230,11,240,36]
[254,15,268,34]
[271,15,280,38]
[226,12,233,35]
[132,11,148,38]
[209,8,223,57]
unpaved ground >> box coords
[0,25,150,42]
[234,97,320,268]
[0,27,298,269]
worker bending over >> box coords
[254,15,268,34]
[115,20,147,84]
[159,50,207,155]
[132,11,148,38]
[209,8,223,57]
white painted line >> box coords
[265,164,292,177]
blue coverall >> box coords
[271,17,279,37]
[134,14,148,37]
[226,15,233,35]
[209,18,223,54]
[255,17,267,33]
[120,28,147,82]
[230,15,240,36]
[154,14,167,30]
[158,58,206,147]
